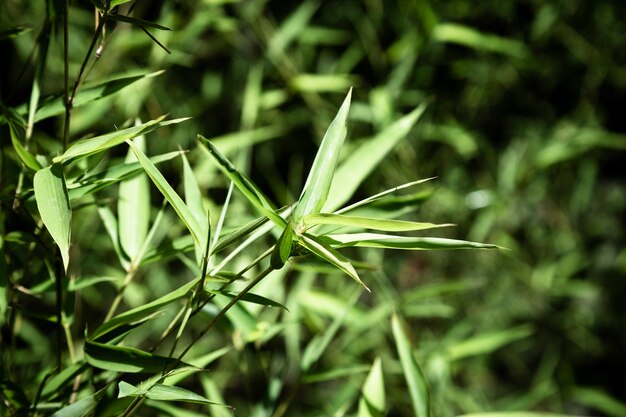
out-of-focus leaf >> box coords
[85,341,191,373]
[34,164,72,272]
[41,363,86,399]
[293,89,352,223]
[118,381,225,406]
[54,117,189,163]
[109,0,133,8]
[92,277,200,340]
[571,386,626,417]
[268,0,318,57]
[50,385,108,417]
[303,213,453,232]
[106,14,172,31]
[324,233,502,250]
[325,103,428,211]
[432,23,528,58]
[0,25,32,41]
[358,357,385,417]
[457,413,587,417]
[9,71,164,124]
[198,135,286,228]
[392,314,430,417]
[289,74,355,92]
[446,325,534,361]
[118,135,150,263]
[127,139,206,249]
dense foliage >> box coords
[1,1,625,416]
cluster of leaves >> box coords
[1,0,625,417]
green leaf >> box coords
[118,381,225,406]
[106,14,172,31]
[127,139,205,250]
[271,222,294,269]
[109,0,133,8]
[198,135,286,228]
[391,314,430,417]
[54,117,190,164]
[457,414,589,417]
[8,122,41,171]
[303,213,453,232]
[92,277,200,340]
[118,135,150,263]
[358,357,385,417]
[0,25,32,41]
[324,233,502,250]
[34,164,72,272]
[293,89,352,223]
[50,385,108,417]
[207,290,288,310]
[41,363,86,399]
[298,232,369,291]
[446,325,534,361]
[85,340,190,373]
[324,103,428,211]
[431,23,528,58]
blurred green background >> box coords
[2,0,625,415]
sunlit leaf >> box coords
[432,23,528,58]
[106,14,172,31]
[299,232,369,291]
[118,381,225,406]
[293,89,352,223]
[9,122,41,171]
[446,325,534,361]
[303,213,453,232]
[54,117,190,164]
[127,139,205,249]
[271,221,294,269]
[198,135,286,228]
[324,233,502,250]
[34,164,72,272]
[118,135,150,263]
[358,357,385,417]
[325,103,428,211]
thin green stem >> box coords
[62,0,69,151]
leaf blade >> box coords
[303,213,454,232]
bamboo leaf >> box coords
[270,222,294,269]
[126,139,205,249]
[109,0,133,8]
[85,340,190,373]
[457,414,588,417]
[50,385,108,417]
[54,117,190,164]
[303,213,453,232]
[207,290,288,310]
[8,122,41,171]
[106,14,172,31]
[325,103,428,211]
[432,23,528,58]
[324,233,502,250]
[293,89,352,222]
[391,314,430,417]
[446,325,534,361]
[198,135,286,228]
[92,277,200,340]
[118,135,150,263]
[34,164,72,272]
[118,381,226,406]
[358,357,385,417]
[299,232,369,291]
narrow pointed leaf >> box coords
[325,103,428,211]
[271,222,294,269]
[109,0,133,8]
[127,140,205,248]
[54,117,190,163]
[457,414,587,417]
[293,89,352,221]
[299,232,369,291]
[198,135,286,228]
[34,164,71,272]
[50,385,108,417]
[446,325,534,361]
[85,340,190,373]
[9,122,41,171]
[118,135,150,263]
[118,381,225,406]
[358,357,385,417]
[303,213,453,232]
[92,277,200,340]
[106,14,172,31]
[392,314,430,417]
[324,233,502,250]
[207,290,288,310]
